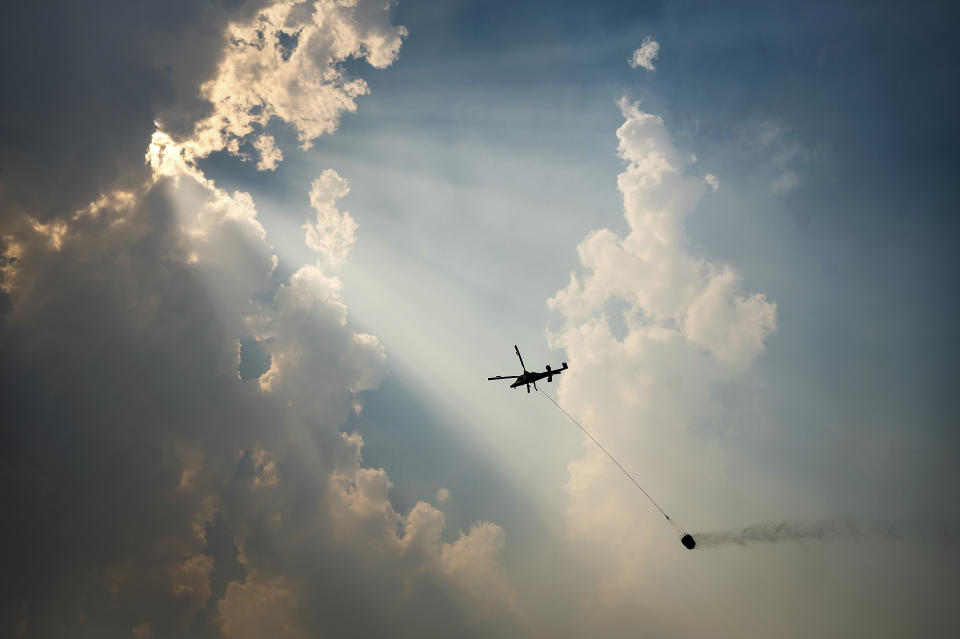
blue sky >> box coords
[2,0,958,637]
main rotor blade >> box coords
[488,375,520,380]
[514,345,527,371]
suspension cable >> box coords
[540,388,671,521]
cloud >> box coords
[1,126,517,636]
[549,99,774,340]
[743,120,805,194]
[303,169,358,268]
[253,135,283,172]
[184,0,408,162]
[132,623,153,639]
[217,578,306,639]
[0,144,279,636]
[770,169,800,193]
[548,98,777,606]
[169,554,215,605]
[685,268,778,367]
[0,0,408,227]
[629,37,660,71]
[705,173,720,191]
[0,0,276,227]
[0,2,519,636]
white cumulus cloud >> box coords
[303,169,358,268]
[547,98,777,612]
[184,0,407,163]
[629,36,660,71]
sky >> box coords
[1,1,958,637]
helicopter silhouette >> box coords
[488,345,568,393]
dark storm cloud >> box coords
[0,2,514,637]
[0,0,270,225]
[0,156,514,637]
[0,177,282,636]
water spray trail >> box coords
[695,518,958,549]
[537,390,957,554]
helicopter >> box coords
[487,345,568,393]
